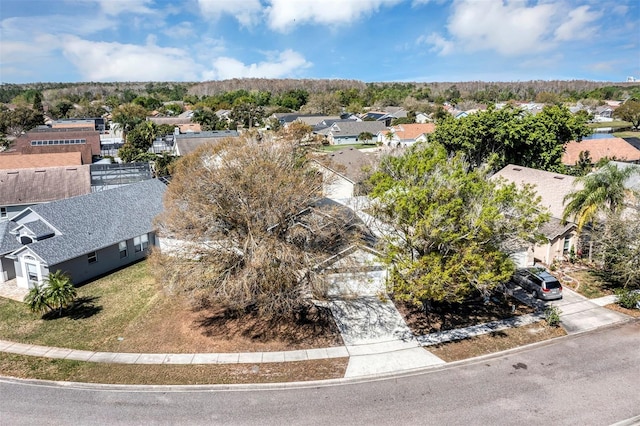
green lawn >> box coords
[0,260,159,351]
[316,143,377,152]
[587,121,632,129]
[613,130,640,138]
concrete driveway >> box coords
[549,287,630,334]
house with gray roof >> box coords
[316,121,387,145]
[0,179,166,288]
[492,164,583,266]
[173,130,240,156]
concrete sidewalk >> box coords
[329,298,445,377]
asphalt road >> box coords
[1,321,639,426]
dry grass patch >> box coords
[0,260,342,353]
[605,303,640,318]
[427,322,566,362]
[396,296,535,335]
[562,269,614,299]
[0,353,348,385]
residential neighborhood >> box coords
[0,78,640,426]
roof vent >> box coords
[513,167,522,171]
[553,176,564,180]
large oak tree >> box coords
[369,142,549,307]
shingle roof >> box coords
[327,121,387,137]
[539,217,575,240]
[174,130,240,156]
[0,221,21,255]
[563,138,640,165]
[0,165,91,206]
[0,152,83,169]
[21,220,55,239]
[492,164,582,219]
[17,179,167,265]
[322,148,378,183]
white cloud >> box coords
[197,0,263,27]
[203,49,312,80]
[80,0,156,16]
[424,1,605,57]
[60,36,200,81]
[266,0,402,32]
[418,33,454,55]
[554,6,601,41]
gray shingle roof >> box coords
[21,220,55,239]
[326,121,387,138]
[18,179,166,265]
[0,221,21,255]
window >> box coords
[88,251,97,263]
[26,262,39,282]
[563,235,571,254]
[0,207,6,219]
[134,234,149,252]
[119,241,128,258]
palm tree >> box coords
[24,283,54,315]
[24,271,76,317]
[562,162,640,231]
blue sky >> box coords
[1,0,638,84]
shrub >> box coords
[615,289,640,310]
[544,305,561,327]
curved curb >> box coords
[1,319,635,392]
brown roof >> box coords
[177,123,202,133]
[0,152,83,170]
[0,165,91,206]
[389,123,436,140]
[563,138,640,165]
[11,128,101,164]
[492,164,582,219]
[321,148,378,183]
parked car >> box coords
[512,268,563,301]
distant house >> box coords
[359,111,393,126]
[51,118,106,133]
[378,123,436,147]
[563,138,640,166]
[492,165,583,266]
[316,121,387,145]
[172,130,240,156]
[6,126,101,164]
[415,112,431,124]
[0,165,91,221]
[313,148,378,199]
[0,179,166,287]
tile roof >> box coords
[563,138,640,165]
[14,179,167,265]
[0,152,83,169]
[0,165,91,206]
[389,123,436,140]
[492,164,582,219]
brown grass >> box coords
[562,269,614,299]
[605,303,640,318]
[427,322,566,362]
[396,296,535,335]
[0,353,348,385]
[0,261,342,353]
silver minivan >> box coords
[513,268,563,301]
